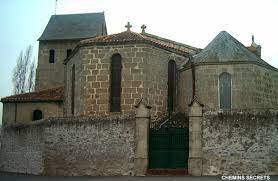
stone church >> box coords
[1,12,278,176]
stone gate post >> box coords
[134,99,151,176]
[188,99,203,176]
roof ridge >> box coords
[52,12,104,16]
[193,31,264,63]
[141,32,200,50]
[72,30,200,62]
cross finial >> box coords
[141,24,146,33]
[252,35,254,43]
[125,22,132,31]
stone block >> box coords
[134,158,148,176]
[97,75,108,81]
[189,157,203,176]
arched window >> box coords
[67,49,72,58]
[33,110,43,121]
[71,64,75,115]
[110,54,122,112]
[49,49,55,63]
[219,72,232,109]
[168,60,177,114]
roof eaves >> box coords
[1,99,63,103]
[182,60,278,72]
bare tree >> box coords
[27,58,36,92]
[12,45,36,94]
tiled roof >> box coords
[1,87,64,103]
[80,30,200,56]
[193,31,264,63]
[193,31,278,71]
[142,32,201,54]
[38,12,107,41]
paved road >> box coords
[0,175,278,181]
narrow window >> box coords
[67,49,72,58]
[110,54,122,112]
[168,60,177,114]
[219,72,232,109]
[71,65,75,115]
[49,49,55,63]
[33,110,43,121]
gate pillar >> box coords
[188,99,203,176]
[134,99,151,176]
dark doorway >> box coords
[33,110,43,121]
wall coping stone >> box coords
[3,114,136,131]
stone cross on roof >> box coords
[125,22,132,31]
[141,24,146,33]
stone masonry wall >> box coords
[0,115,136,176]
[142,46,185,116]
[36,40,79,91]
[202,110,278,175]
[0,126,45,175]
[179,63,278,112]
[64,50,83,116]
[43,116,135,176]
[65,43,186,117]
[178,68,192,114]
[2,102,63,125]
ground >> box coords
[1,175,278,181]
[0,175,221,181]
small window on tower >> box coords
[67,49,72,58]
[49,49,55,63]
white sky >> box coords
[55,0,278,67]
[0,0,278,124]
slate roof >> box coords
[193,31,265,63]
[38,12,107,41]
[79,30,199,56]
[1,87,64,103]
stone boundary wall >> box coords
[202,110,278,175]
[0,125,44,175]
[0,115,136,176]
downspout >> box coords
[190,55,196,100]
[14,103,17,123]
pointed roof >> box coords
[1,87,64,103]
[135,98,152,109]
[193,31,265,64]
[38,12,107,41]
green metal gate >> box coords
[149,113,189,169]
